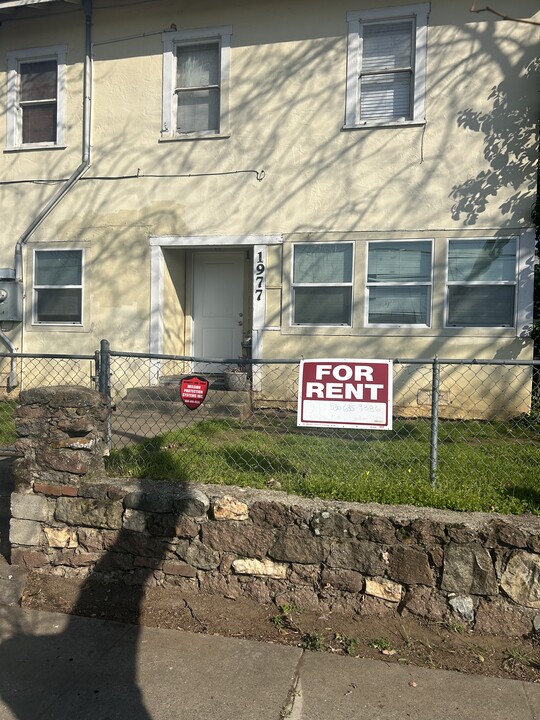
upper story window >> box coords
[33,249,83,325]
[367,240,432,325]
[345,4,429,128]
[162,26,232,139]
[6,45,67,149]
[446,239,517,327]
[292,243,354,326]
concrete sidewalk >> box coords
[0,607,538,720]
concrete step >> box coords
[115,384,253,428]
[122,387,250,405]
[159,374,226,390]
[114,401,250,421]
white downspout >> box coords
[12,0,93,387]
[15,0,93,281]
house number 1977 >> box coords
[255,251,265,301]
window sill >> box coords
[445,325,515,330]
[285,325,356,336]
[4,144,66,154]
[280,325,521,338]
[292,324,352,328]
[342,121,425,131]
[29,323,87,333]
[367,323,431,329]
[159,133,230,143]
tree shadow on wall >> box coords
[0,477,206,720]
[449,57,539,228]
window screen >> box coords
[360,21,414,121]
[20,60,58,144]
[446,239,517,327]
[293,244,353,325]
[176,43,220,133]
[367,241,432,325]
[34,250,82,324]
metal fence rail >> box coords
[0,344,538,511]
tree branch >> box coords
[470,1,540,26]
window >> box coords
[446,239,517,327]
[292,243,353,325]
[162,26,232,138]
[345,4,429,127]
[367,240,432,325]
[33,250,83,325]
[7,46,67,149]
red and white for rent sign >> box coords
[298,359,393,430]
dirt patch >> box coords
[21,573,540,683]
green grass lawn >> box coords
[0,401,17,445]
[106,417,540,515]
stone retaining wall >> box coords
[9,387,540,636]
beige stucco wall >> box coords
[0,0,537,372]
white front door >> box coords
[193,251,244,370]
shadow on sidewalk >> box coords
[0,478,192,720]
[0,458,14,562]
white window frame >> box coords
[344,3,429,129]
[161,26,232,140]
[444,237,519,329]
[6,45,67,150]
[366,239,433,327]
[291,242,354,327]
[32,248,84,326]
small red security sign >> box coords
[180,375,209,410]
[298,359,393,430]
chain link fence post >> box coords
[93,349,100,393]
[429,356,440,487]
[98,339,112,453]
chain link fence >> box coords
[0,352,95,447]
[0,345,538,512]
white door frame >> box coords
[149,235,282,385]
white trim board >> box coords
[150,235,282,247]
[161,25,232,139]
[149,235,282,363]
